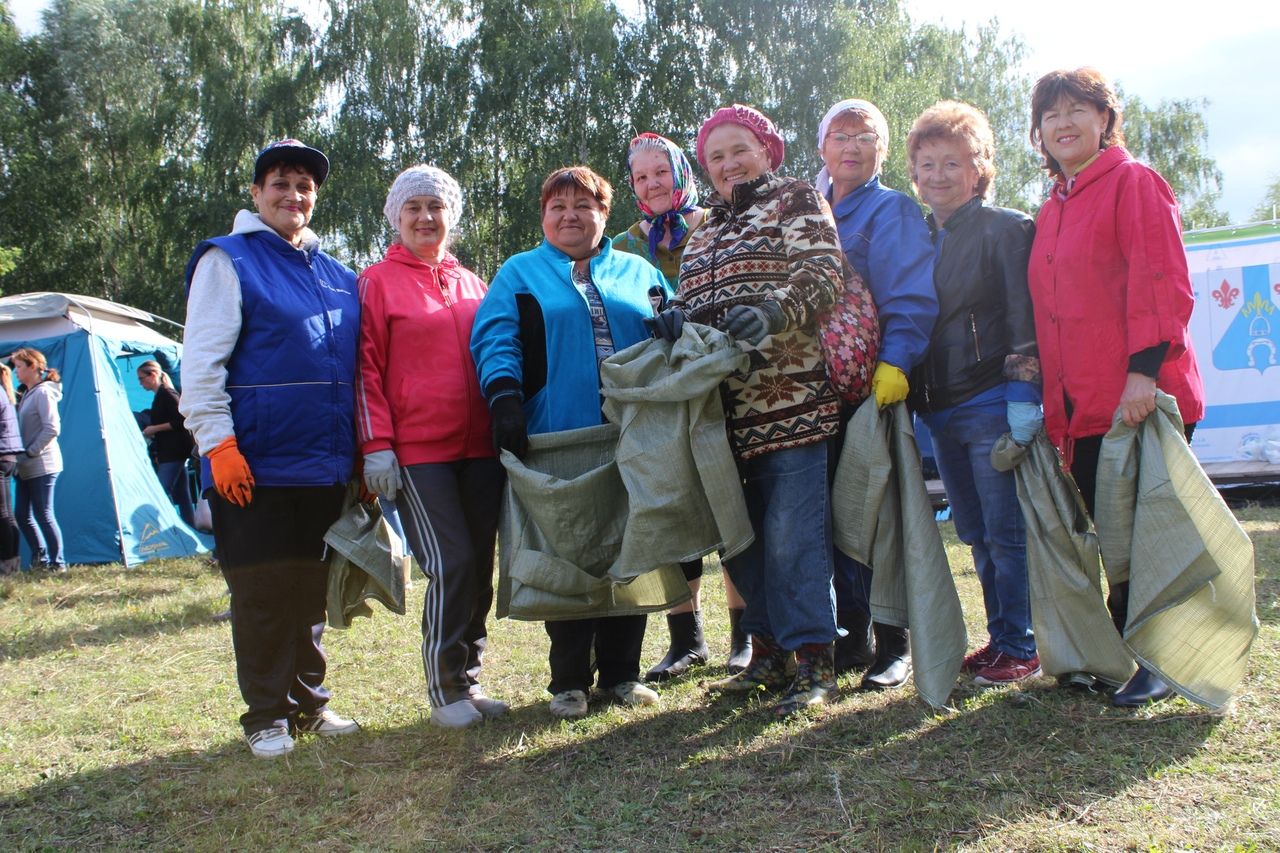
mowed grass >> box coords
[0,507,1276,851]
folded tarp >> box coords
[325,493,408,629]
[991,434,1134,687]
[498,325,753,622]
[1095,392,1258,709]
[832,400,965,708]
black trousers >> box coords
[395,458,504,708]
[0,455,20,565]
[1070,423,1197,635]
[545,614,647,694]
[211,484,345,735]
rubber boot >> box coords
[644,610,709,682]
[705,633,794,693]
[833,608,875,674]
[726,607,753,674]
[775,642,838,716]
[860,622,911,690]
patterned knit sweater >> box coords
[678,173,842,460]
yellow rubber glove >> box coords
[872,362,909,408]
[208,435,255,508]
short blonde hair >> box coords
[906,101,997,199]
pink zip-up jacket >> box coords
[1028,146,1204,454]
[356,243,493,465]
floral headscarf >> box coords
[625,132,701,257]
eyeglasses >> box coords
[826,132,878,148]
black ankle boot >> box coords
[1112,665,1173,707]
[834,608,875,674]
[860,622,911,690]
[726,607,753,673]
[644,611,709,682]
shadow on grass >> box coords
[0,596,227,661]
[0,672,1226,850]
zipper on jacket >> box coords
[969,313,982,361]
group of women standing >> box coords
[180,64,1207,757]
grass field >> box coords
[0,507,1276,851]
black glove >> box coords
[719,301,786,346]
[646,305,686,341]
[489,394,528,459]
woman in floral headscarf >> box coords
[612,132,751,681]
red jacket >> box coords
[1028,146,1204,452]
[357,243,493,464]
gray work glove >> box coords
[363,449,402,501]
[719,300,786,346]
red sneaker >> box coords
[973,653,1042,686]
[962,643,997,673]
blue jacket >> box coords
[185,230,359,488]
[470,238,669,436]
[828,176,938,372]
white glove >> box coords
[363,449,402,501]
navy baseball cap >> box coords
[253,139,330,186]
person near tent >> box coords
[136,360,196,528]
[180,138,361,758]
[0,364,23,575]
[905,100,1042,685]
[470,165,670,720]
[356,164,508,730]
[1027,68,1205,706]
[11,347,65,573]
[652,104,845,716]
[814,97,938,689]
[611,131,752,681]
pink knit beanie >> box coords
[694,104,785,171]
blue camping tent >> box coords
[0,292,209,566]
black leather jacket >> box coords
[909,197,1038,414]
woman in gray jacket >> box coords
[12,347,65,572]
[0,364,23,575]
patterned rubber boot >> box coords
[775,642,838,716]
[704,633,794,693]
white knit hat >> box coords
[383,165,463,230]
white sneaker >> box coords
[296,706,359,737]
[469,693,510,718]
[548,689,589,719]
[607,681,659,707]
[430,699,484,728]
[246,726,294,758]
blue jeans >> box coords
[725,440,836,650]
[156,460,195,528]
[929,406,1035,659]
[16,472,65,568]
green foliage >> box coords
[1252,175,1280,223]
[0,0,1230,314]
[1122,93,1229,230]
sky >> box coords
[8,0,1279,224]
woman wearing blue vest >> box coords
[180,139,362,759]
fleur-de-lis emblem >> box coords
[1212,279,1240,309]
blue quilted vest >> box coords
[185,229,359,489]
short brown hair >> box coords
[540,166,613,216]
[1029,67,1124,180]
[906,100,996,199]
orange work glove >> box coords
[208,435,255,508]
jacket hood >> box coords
[24,380,61,403]
[231,209,321,254]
